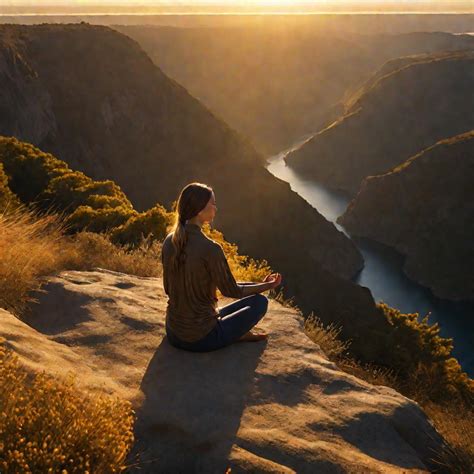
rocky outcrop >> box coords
[0,269,446,472]
[285,50,474,196]
[0,42,57,146]
[0,24,391,360]
[116,27,474,154]
[338,131,474,301]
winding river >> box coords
[266,145,474,376]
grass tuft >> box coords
[0,338,134,473]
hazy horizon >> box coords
[1,1,473,15]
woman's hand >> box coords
[239,273,282,297]
[263,272,282,289]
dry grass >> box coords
[69,231,163,278]
[0,208,68,315]
[0,338,134,473]
[0,208,163,317]
[336,358,398,388]
[271,287,299,310]
[304,312,350,359]
[423,402,474,473]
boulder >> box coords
[1,269,446,472]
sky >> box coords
[3,0,471,5]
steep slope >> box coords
[338,131,474,301]
[0,269,447,472]
[115,27,474,153]
[0,24,391,360]
[285,50,474,196]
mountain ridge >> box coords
[116,27,474,153]
[285,50,474,196]
[338,130,474,301]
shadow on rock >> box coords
[335,406,446,471]
[129,335,267,473]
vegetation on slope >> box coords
[0,136,172,245]
[0,338,134,473]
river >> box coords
[266,145,474,376]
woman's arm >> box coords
[239,282,273,296]
[237,273,282,296]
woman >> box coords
[161,182,282,352]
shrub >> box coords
[300,301,473,471]
[377,302,473,403]
[110,205,172,247]
[0,136,172,248]
[66,205,133,233]
[0,137,63,202]
[0,163,20,211]
[0,339,134,473]
[42,172,134,214]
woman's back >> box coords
[161,222,244,343]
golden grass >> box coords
[0,338,134,473]
[0,208,68,315]
[69,231,163,278]
[304,312,350,359]
[423,402,474,473]
[0,208,163,317]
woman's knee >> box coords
[251,293,268,314]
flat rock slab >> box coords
[1,269,445,473]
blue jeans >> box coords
[166,294,269,352]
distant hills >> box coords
[339,131,474,301]
[0,23,395,359]
[116,27,474,153]
[285,50,474,196]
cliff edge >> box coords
[0,269,446,472]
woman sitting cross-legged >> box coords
[161,182,282,352]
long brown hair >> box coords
[170,182,213,274]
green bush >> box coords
[111,204,171,246]
[66,205,134,234]
[377,302,473,403]
[0,136,168,246]
[0,138,67,202]
[0,164,20,211]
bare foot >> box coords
[236,331,268,342]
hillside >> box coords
[0,269,447,472]
[0,24,398,360]
[285,50,474,196]
[115,27,474,153]
[338,131,474,301]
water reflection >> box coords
[267,154,474,375]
